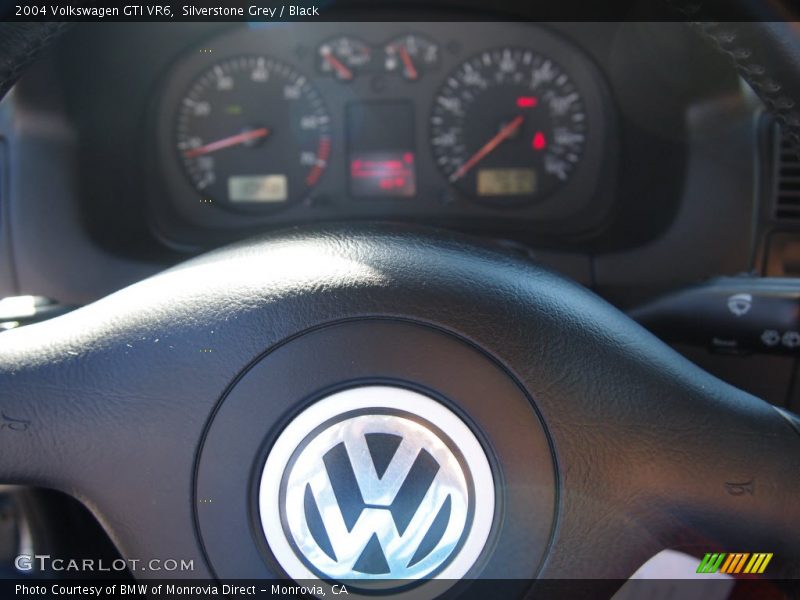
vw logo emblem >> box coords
[259,386,495,593]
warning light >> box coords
[532,131,547,151]
[516,97,538,109]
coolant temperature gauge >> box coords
[384,34,440,81]
[317,36,371,81]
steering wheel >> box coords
[1,14,800,600]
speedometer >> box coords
[176,56,331,208]
[430,47,587,204]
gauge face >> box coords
[430,47,587,204]
[317,36,371,81]
[384,34,440,80]
[176,56,331,207]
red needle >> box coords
[183,127,270,158]
[449,115,525,182]
[322,51,354,80]
[398,46,418,80]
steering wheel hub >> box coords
[195,316,556,589]
[260,385,494,591]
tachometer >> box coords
[176,56,331,208]
[430,47,587,204]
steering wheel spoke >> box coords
[0,296,241,575]
[534,334,800,580]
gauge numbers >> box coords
[176,56,331,208]
[430,47,587,203]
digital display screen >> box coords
[477,168,536,196]
[347,101,416,198]
[350,152,416,196]
[228,175,288,203]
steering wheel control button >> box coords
[630,277,800,355]
[782,331,800,349]
[761,329,781,347]
[726,293,753,317]
[259,386,494,593]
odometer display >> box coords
[176,56,331,207]
[430,47,587,204]
[477,168,536,196]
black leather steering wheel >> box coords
[1,13,800,599]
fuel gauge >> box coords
[317,36,371,81]
[384,34,440,81]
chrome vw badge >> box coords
[259,386,495,592]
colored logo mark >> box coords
[697,552,773,574]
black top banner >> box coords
[0,0,795,22]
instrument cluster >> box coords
[149,22,616,247]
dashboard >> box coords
[0,18,757,310]
[148,22,616,248]
[2,17,786,403]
